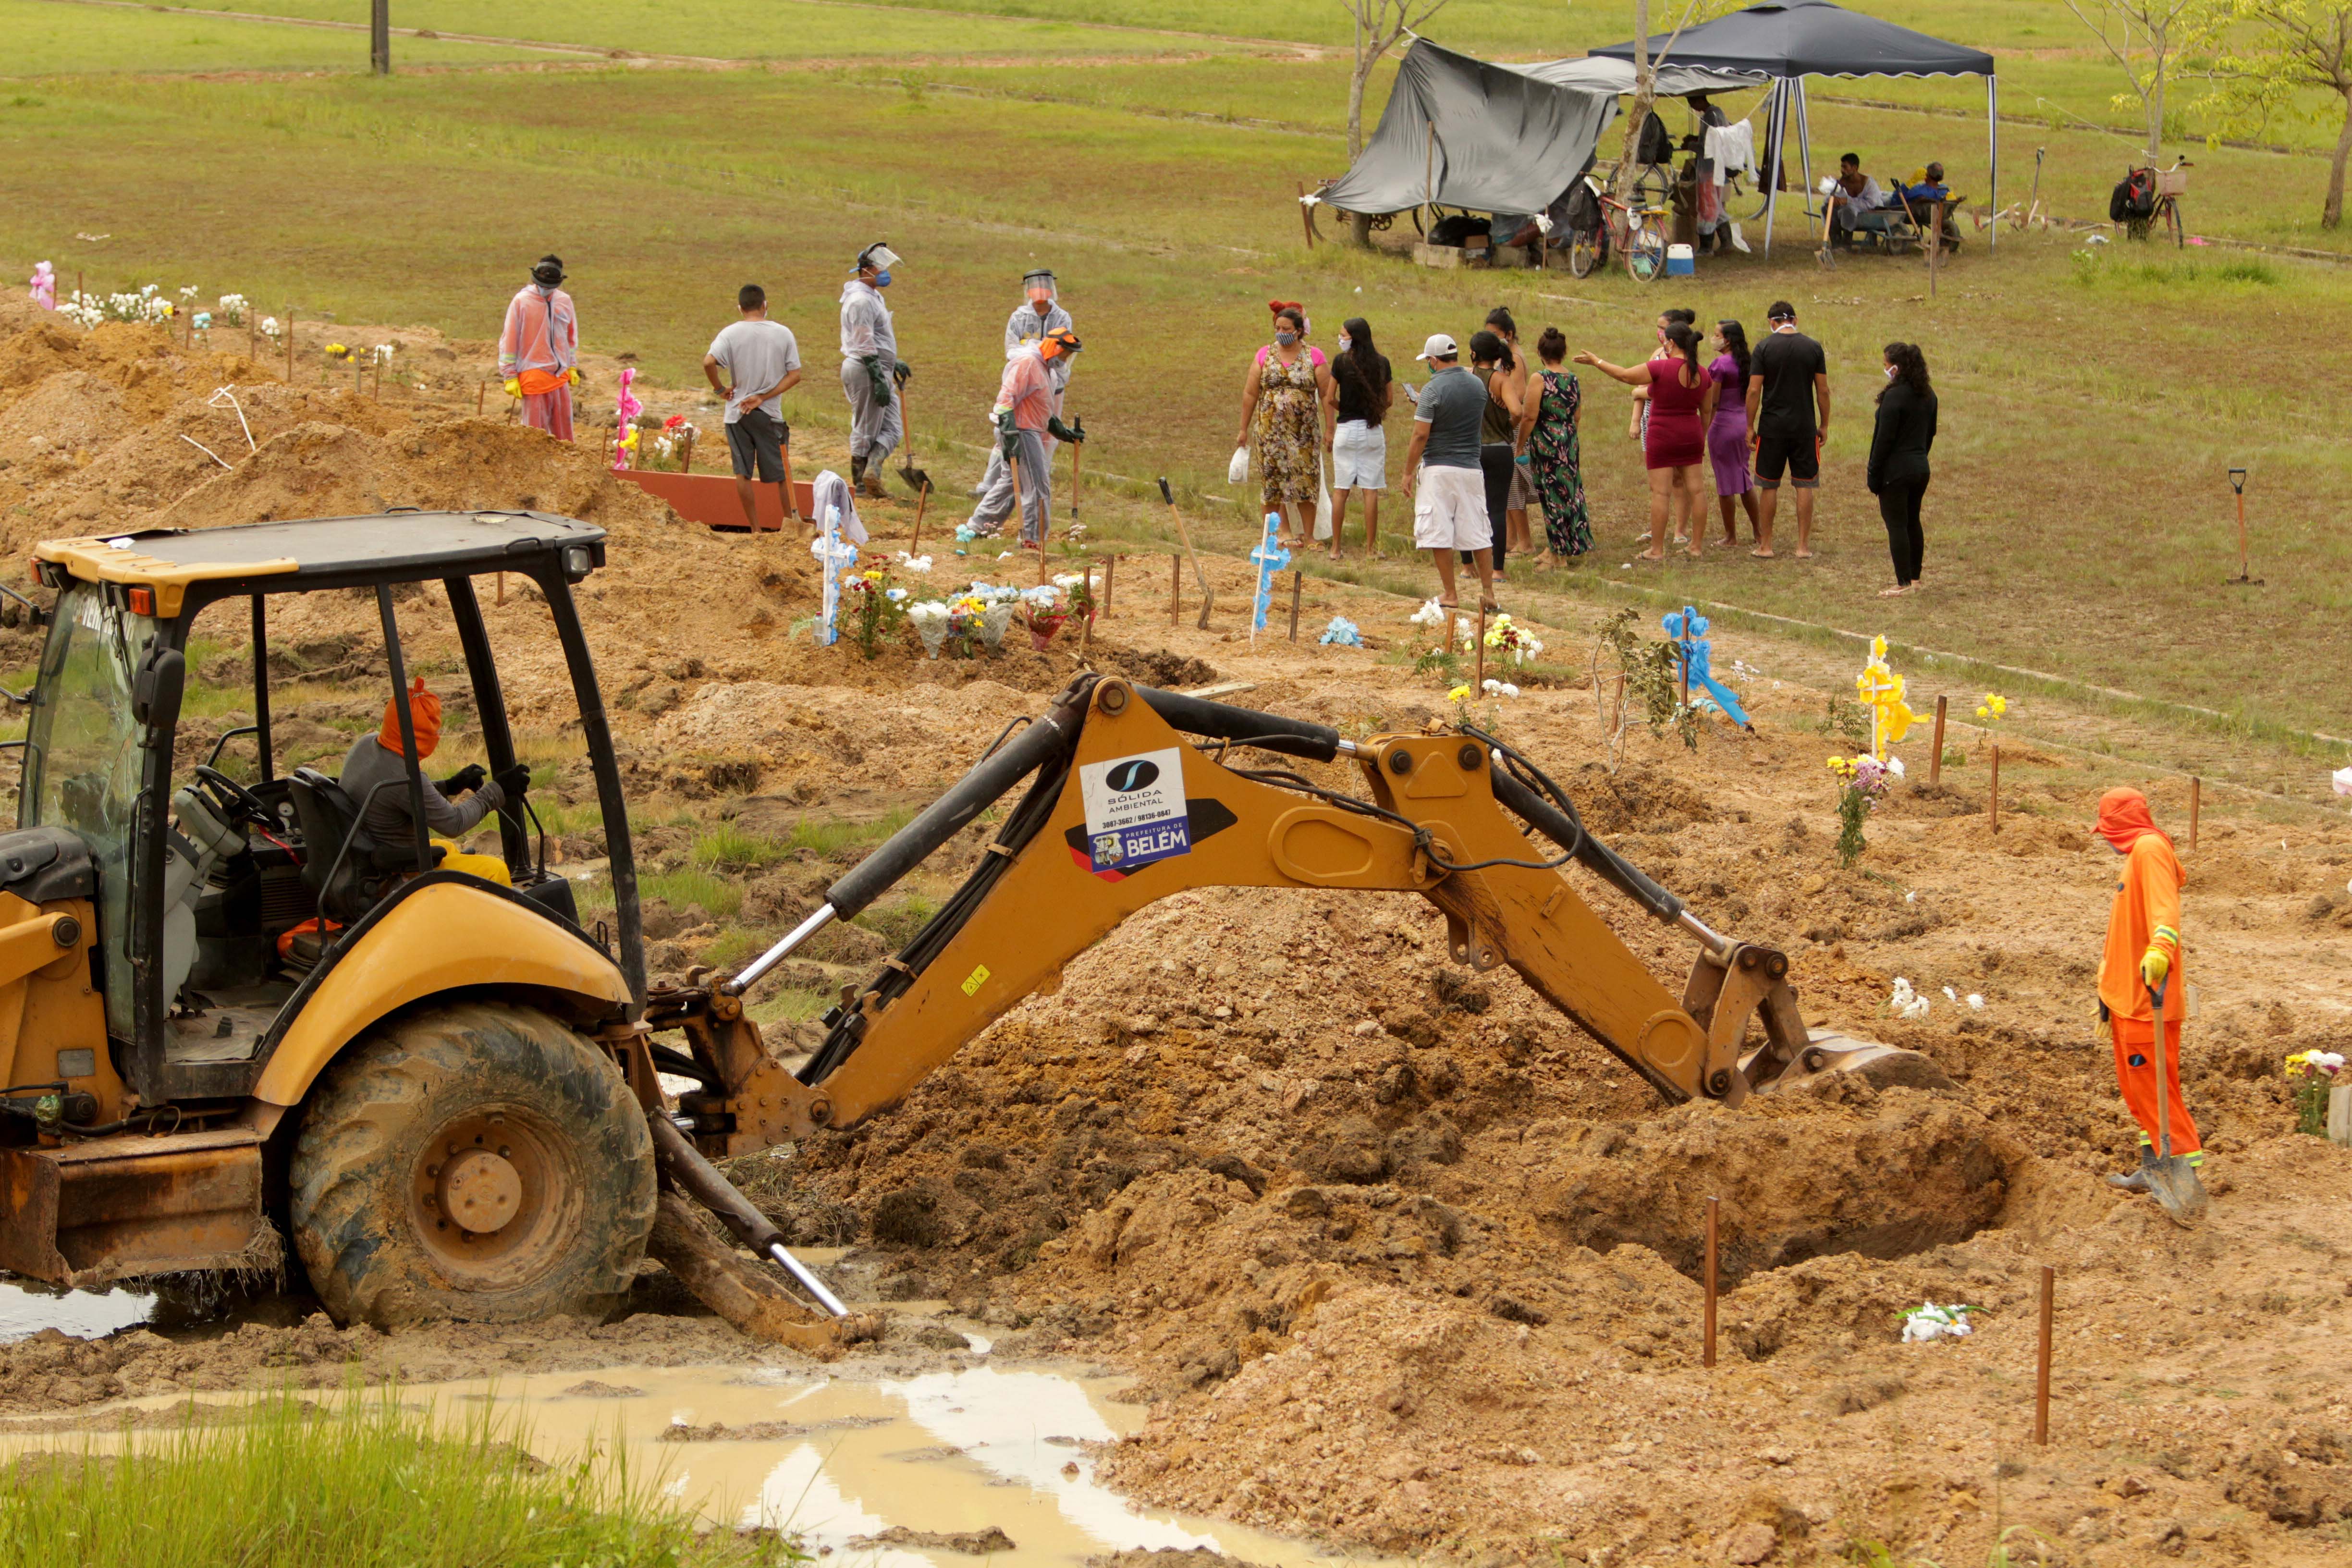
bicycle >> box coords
[1566,168,1673,282]
[2123,156,2190,247]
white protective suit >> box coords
[972,294,1073,507]
[838,277,901,469]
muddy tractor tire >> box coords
[289,1002,657,1328]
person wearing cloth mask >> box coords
[971,328,1084,549]
[499,255,580,441]
[973,269,1075,506]
[2092,787,2201,1197]
[1326,317,1392,562]
[338,678,526,886]
[1236,303,1335,551]
[838,242,906,498]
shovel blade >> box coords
[897,465,931,494]
[2146,1156,2208,1227]
[1195,588,1214,631]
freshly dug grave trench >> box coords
[768,885,2025,1371]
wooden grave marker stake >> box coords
[1929,695,1948,786]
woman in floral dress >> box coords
[1528,327,1591,561]
[1235,301,1335,548]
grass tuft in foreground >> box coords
[0,1383,804,1567]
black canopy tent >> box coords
[1592,0,1997,254]
[1314,38,1762,223]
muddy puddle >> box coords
[0,1278,162,1343]
[0,1344,1407,1567]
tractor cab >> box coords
[0,513,653,1297]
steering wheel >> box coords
[191,764,274,827]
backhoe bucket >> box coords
[1747,1029,1955,1097]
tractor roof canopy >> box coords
[33,512,606,617]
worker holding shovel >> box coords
[2095,786,2205,1220]
[969,328,1083,550]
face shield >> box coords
[1023,269,1057,307]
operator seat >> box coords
[286,767,445,926]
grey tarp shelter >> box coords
[1313,38,1759,221]
[1592,0,1998,253]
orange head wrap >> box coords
[2095,786,2168,853]
[379,676,442,760]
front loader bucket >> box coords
[1747,1029,1956,1097]
[0,1128,267,1288]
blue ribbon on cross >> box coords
[1661,605,1753,730]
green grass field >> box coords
[1,3,2349,743]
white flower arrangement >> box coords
[1408,599,1449,628]
[907,600,951,657]
[1483,613,1544,667]
[894,552,933,573]
[259,316,281,342]
[1481,679,1520,698]
[216,294,247,327]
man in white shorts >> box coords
[1398,333,1497,612]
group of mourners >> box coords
[497,244,1090,549]
[1234,295,1942,605]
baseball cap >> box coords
[1416,333,1459,361]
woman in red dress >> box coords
[1577,323,1717,561]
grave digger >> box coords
[0,510,1936,1334]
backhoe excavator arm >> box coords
[654,675,1930,1158]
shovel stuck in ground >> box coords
[2143,984,2208,1227]
[895,383,931,496]
[1157,476,1214,630]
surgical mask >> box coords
[1275,331,1298,347]
[1885,364,1897,379]
[873,270,892,288]
[1336,334,1351,352]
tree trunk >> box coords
[2328,90,2352,228]
[2146,40,2168,165]
[1348,11,1368,158]
[1616,0,1653,206]
[1349,210,1376,247]
[1348,55,1370,159]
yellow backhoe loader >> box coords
[0,512,1934,1333]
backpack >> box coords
[1427,214,1492,247]
[1635,110,1674,166]
[2109,170,2156,222]
[1561,178,1602,234]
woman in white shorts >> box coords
[1325,316,1393,562]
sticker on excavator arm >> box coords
[1078,747,1190,874]
[960,964,990,996]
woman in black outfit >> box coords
[1867,341,1937,596]
[1465,329,1520,582]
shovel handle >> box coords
[2147,981,2171,1159]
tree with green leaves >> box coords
[1336,0,1454,245]
[2198,0,2352,226]
[2061,0,2228,163]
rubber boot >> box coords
[850,452,867,486]
[2106,1145,2156,1192]
[860,469,889,500]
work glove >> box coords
[440,763,487,796]
[1046,414,1084,445]
[892,358,912,387]
[502,376,521,399]
[861,355,893,409]
[493,764,532,802]
[994,408,1019,461]
[2139,947,2170,991]
[568,366,585,388]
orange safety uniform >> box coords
[2094,787,2199,1160]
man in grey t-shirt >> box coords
[1397,333,1495,613]
[703,284,804,532]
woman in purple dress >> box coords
[1706,319,1760,549]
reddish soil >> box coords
[2,302,2352,1566]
